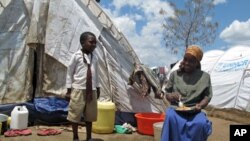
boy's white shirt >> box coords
[66,50,100,89]
[83,53,90,64]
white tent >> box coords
[208,46,250,112]
[0,0,167,113]
[168,46,250,112]
[200,50,225,73]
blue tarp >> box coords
[34,97,68,114]
[0,97,69,125]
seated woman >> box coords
[161,45,212,141]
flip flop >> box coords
[4,129,32,137]
[4,129,20,137]
[37,128,62,136]
[19,129,32,136]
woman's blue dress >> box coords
[161,107,212,141]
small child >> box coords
[66,31,100,141]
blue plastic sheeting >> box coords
[34,97,69,114]
[0,97,69,125]
[26,102,68,125]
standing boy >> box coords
[66,31,100,141]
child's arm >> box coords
[96,87,100,99]
[65,88,72,101]
[65,54,76,100]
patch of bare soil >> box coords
[206,106,250,124]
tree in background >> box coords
[160,0,218,54]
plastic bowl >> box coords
[135,112,165,135]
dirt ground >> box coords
[1,107,249,141]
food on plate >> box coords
[176,105,192,111]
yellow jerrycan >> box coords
[92,101,115,133]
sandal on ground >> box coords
[37,128,62,136]
[4,129,32,137]
[19,129,32,136]
[4,130,19,137]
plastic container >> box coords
[92,101,115,133]
[153,122,164,141]
[135,112,165,135]
[0,114,8,135]
[10,106,29,129]
[7,117,11,127]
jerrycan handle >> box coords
[21,105,29,113]
[12,106,21,112]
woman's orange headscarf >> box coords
[185,45,203,62]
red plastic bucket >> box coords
[135,113,165,135]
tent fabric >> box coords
[200,50,225,73]
[209,46,250,112]
[168,46,250,112]
[0,0,34,103]
[0,0,167,113]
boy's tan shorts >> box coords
[67,89,97,123]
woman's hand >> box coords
[195,96,210,111]
[195,103,202,111]
[165,92,181,102]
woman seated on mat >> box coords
[161,45,213,141]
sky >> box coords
[97,0,250,68]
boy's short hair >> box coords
[80,32,96,44]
